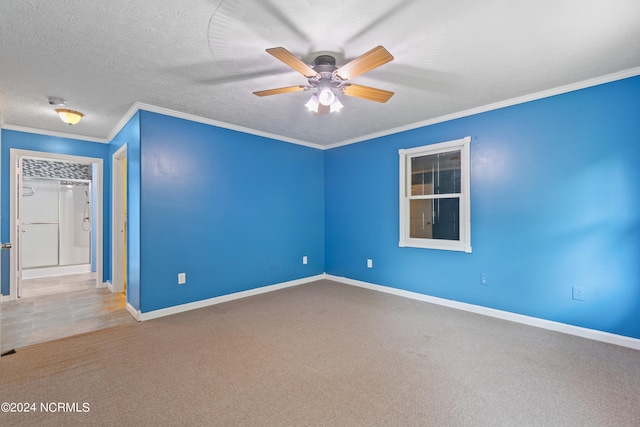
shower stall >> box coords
[20,158,94,279]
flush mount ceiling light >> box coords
[48,96,84,125]
[55,108,84,125]
[254,46,395,115]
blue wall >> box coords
[325,76,640,339]
[137,111,325,312]
[3,75,638,341]
[0,130,110,295]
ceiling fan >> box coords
[253,46,395,114]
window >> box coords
[399,136,471,252]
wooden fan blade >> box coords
[335,46,394,80]
[266,47,319,78]
[253,86,306,97]
[342,84,394,103]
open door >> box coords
[0,149,13,356]
[13,154,24,299]
[111,145,127,294]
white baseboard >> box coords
[1,294,10,303]
[105,281,113,291]
[126,302,140,321]
[138,274,328,322]
[325,275,640,351]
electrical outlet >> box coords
[572,286,584,301]
[178,272,186,285]
[480,273,489,286]
[367,259,373,268]
[303,256,308,265]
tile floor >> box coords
[19,272,99,298]
[1,273,136,352]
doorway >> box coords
[8,149,103,299]
[111,144,127,296]
[0,149,134,350]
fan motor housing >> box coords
[311,55,338,85]
[314,55,336,67]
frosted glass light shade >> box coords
[56,108,84,125]
[318,88,336,106]
[305,95,320,112]
[330,97,343,113]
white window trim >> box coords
[399,136,472,253]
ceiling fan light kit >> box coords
[254,46,394,115]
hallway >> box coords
[1,273,136,352]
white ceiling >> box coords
[1,0,639,148]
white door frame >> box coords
[0,121,2,358]
[8,149,104,301]
[111,144,127,294]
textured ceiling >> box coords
[1,0,639,147]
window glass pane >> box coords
[411,150,461,195]
[409,198,460,240]
[432,198,459,240]
[409,199,433,238]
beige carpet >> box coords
[1,280,639,426]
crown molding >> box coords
[105,102,141,142]
[324,66,640,150]
[107,102,325,150]
[1,124,107,144]
[4,66,639,150]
